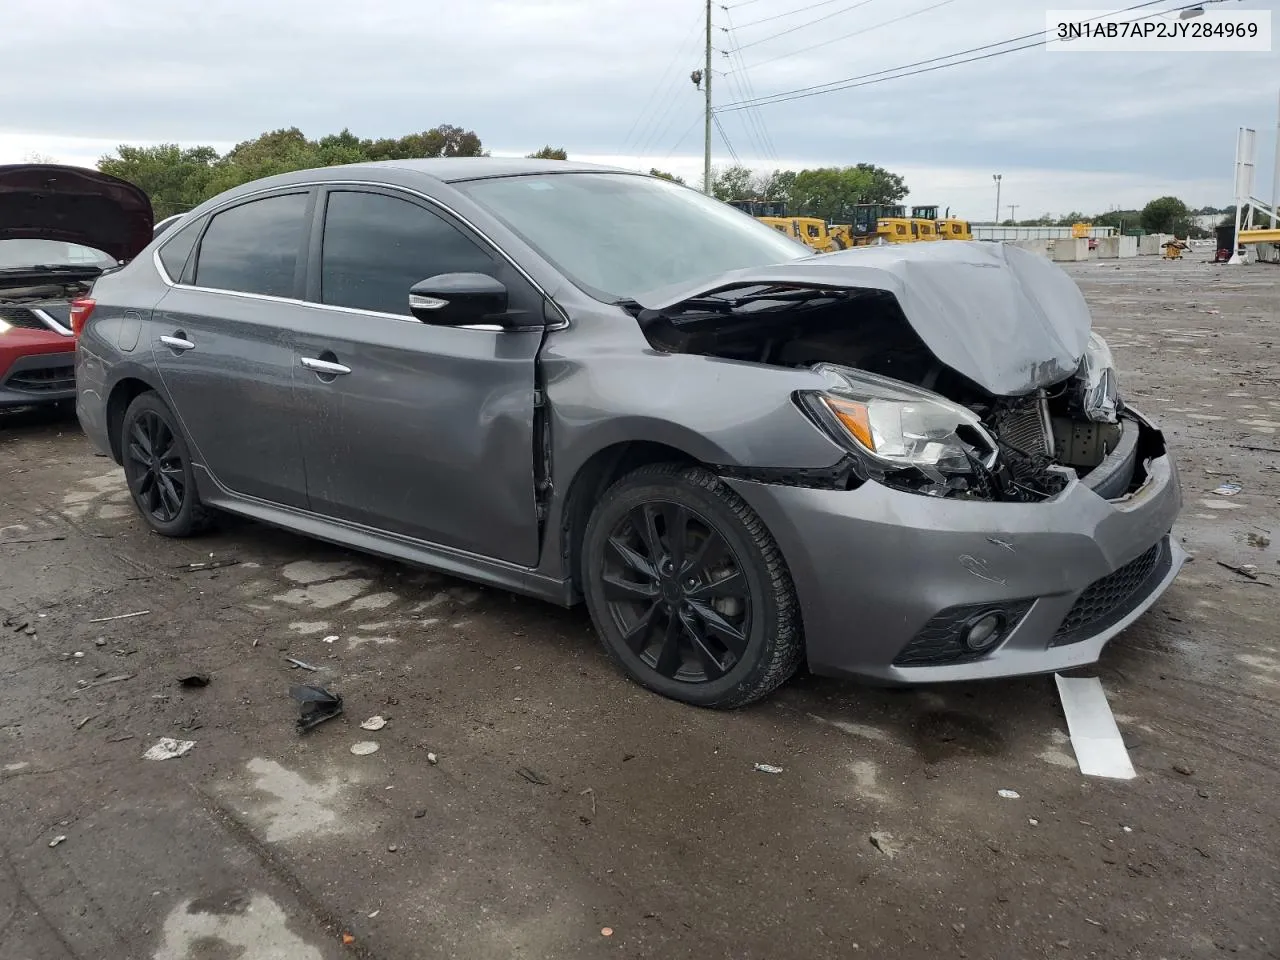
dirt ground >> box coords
[1,252,1277,960]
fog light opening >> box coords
[964,611,1006,652]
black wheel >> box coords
[582,463,803,708]
[120,392,212,537]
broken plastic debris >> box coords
[341,932,355,945]
[143,737,196,761]
[360,716,387,731]
[1029,818,1040,826]
[290,684,343,732]
[1055,674,1136,780]
[1212,483,1242,496]
[285,657,319,671]
[322,635,338,643]
[49,835,66,848]
[753,763,784,775]
[88,609,150,624]
[350,741,380,756]
[997,789,1020,799]
[868,831,901,858]
[178,673,211,688]
[427,752,438,765]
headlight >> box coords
[1077,332,1119,423]
[799,364,998,484]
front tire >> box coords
[120,391,212,537]
[582,463,803,708]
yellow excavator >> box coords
[910,206,941,241]
[728,199,847,253]
[936,207,973,240]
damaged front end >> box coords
[635,264,1159,504]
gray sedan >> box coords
[74,159,1183,707]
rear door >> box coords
[290,185,545,565]
[151,190,313,507]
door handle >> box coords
[160,334,195,351]
[300,356,351,376]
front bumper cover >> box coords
[725,408,1184,683]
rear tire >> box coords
[120,392,213,537]
[581,462,803,708]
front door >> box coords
[151,190,314,507]
[290,186,544,566]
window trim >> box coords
[150,178,567,331]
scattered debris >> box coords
[75,716,93,730]
[76,673,135,691]
[285,657,319,671]
[1247,532,1272,548]
[360,716,387,731]
[601,928,614,938]
[322,635,338,643]
[177,558,241,572]
[143,737,196,761]
[72,651,84,659]
[350,741,380,756]
[1122,826,1133,833]
[341,932,355,945]
[178,673,211,688]
[93,638,106,647]
[387,844,398,853]
[0,534,66,545]
[1029,818,1040,826]
[427,752,438,765]
[48,835,66,848]
[368,910,379,919]
[1217,560,1262,581]
[1211,483,1242,497]
[869,831,901,858]
[414,808,427,819]
[1054,674,1136,780]
[107,734,135,743]
[290,685,344,732]
[997,789,1020,799]
[516,766,549,785]
[88,610,151,624]
[753,763,784,775]
[1173,762,1194,776]
[581,787,597,815]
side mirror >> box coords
[409,273,508,325]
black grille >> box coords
[894,599,1034,666]
[5,366,75,393]
[0,307,46,330]
[1050,541,1164,647]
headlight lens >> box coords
[1078,332,1119,423]
[801,364,998,480]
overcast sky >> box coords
[2,0,1277,216]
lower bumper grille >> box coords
[0,307,47,331]
[894,599,1035,666]
[5,365,75,393]
[1050,540,1166,647]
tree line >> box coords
[997,197,1229,237]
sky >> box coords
[2,0,1277,218]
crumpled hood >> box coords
[0,164,153,263]
[636,240,1093,396]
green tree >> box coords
[648,168,685,184]
[709,165,757,201]
[756,169,796,204]
[1140,196,1190,234]
[98,143,221,219]
[527,146,568,160]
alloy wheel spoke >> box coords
[607,536,657,580]
[602,573,659,603]
[651,611,684,678]
[660,503,690,573]
[127,442,150,467]
[682,610,728,681]
[131,421,153,458]
[687,569,747,602]
[683,529,729,579]
[688,600,749,658]
[620,602,660,653]
[157,475,182,518]
[633,504,665,568]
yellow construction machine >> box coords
[910,206,941,241]
[936,207,973,240]
[728,199,846,253]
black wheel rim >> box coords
[601,501,752,684]
[125,411,186,523]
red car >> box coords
[0,164,152,410]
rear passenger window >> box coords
[320,190,495,316]
[194,193,309,297]
[157,215,204,282]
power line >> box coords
[735,0,956,72]
[735,0,882,51]
[714,113,743,167]
[662,112,705,161]
[729,0,849,30]
[624,10,705,157]
[720,7,781,162]
[717,0,1178,111]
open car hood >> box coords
[636,241,1093,397]
[0,164,153,263]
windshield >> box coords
[454,173,809,301]
[0,239,115,270]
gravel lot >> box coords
[1,252,1277,960]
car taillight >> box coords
[69,298,96,336]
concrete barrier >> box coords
[1096,236,1138,259]
[1052,238,1089,262]
[1005,239,1050,257]
[1138,234,1172,256]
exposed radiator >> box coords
[993,393,1054,458]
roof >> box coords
[346,157,630,182]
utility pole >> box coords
[1272,86,1279,228]
[992,173,1002,224]
[704,0,713,195]
[1008,204,1019,223]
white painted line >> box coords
[1054,674,1136,780]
